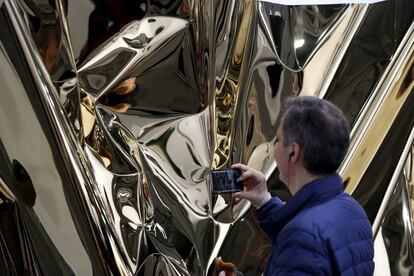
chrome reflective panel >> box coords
[373,131,414,276]
[1,0,414,275]
[0,16,92,275]
[381,155,414,276]
[261,2,349,71]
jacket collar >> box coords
[272,173,344,235]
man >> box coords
[232,96,374,275]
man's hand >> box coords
[231,163,271,209]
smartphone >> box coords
[211,169,243,193]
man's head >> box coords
[275,96,350,181]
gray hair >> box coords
[281,96,350,175]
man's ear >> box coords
[290,143,300,162]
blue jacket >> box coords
[257,173,374,275]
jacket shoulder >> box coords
[285,193,370,233]
[282,193,374,274]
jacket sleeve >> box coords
[256,197,283,239]
[271,228,331,276]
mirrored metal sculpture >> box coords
[0,0,413,275]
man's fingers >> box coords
[231,163,250,172]
[234,191,245,199]
[238,170,255,182]
[235,191,253,201]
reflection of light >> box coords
[294,39,305,49]
[122,206,140,225]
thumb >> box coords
[234,191,254,201]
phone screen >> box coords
[211,169,243,193]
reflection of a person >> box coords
[231,97,374,275]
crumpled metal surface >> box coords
[0,0,413,275]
